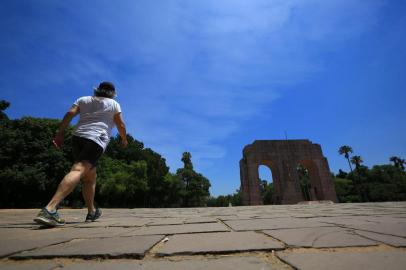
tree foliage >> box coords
[334,163,406,203]
[334,145,406,203]
[176,152,211,207]
[206,189,242,207]
[339,145,354,172]
[260,180,274,205]
[390,156,405,171]
[0,101,212,208]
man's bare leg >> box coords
[82,167,97,214]
[46,162,92,212]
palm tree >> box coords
[399,159,405,171]
[350,155,367,202]
[390,156,405,171]
[350,155,363,170]
[339,145,353,172]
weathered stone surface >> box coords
[72,219,120,228]
[354,230,406,247]
[156,232,284,256]
[321,219,406,237]
[277,250,406,270]
[184,217,218,224]
[0,228,71,257]
[311,216,376,227]
[56,227,134,238]
[122,222,229,236]
[263,227,378,248]
[0,226,134,256]
[224,218,333,231]
[12,235,164,259]
[61,257,276,270]
[72,217,150,228]
[1,202,406,269]
[148,218,185,226]
[0,261,59,270]
[352,222,406,237]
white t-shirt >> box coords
[73,96,121,150]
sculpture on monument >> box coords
[240,140,338,205]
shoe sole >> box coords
[33,217,65,227]
[85,216,101,222]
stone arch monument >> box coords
[240,140,338,205]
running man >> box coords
[34,81,128,227]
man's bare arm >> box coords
[53,105,79,148]
[113,112,128,148]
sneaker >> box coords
[33,208,65,227]
[85,208,102,222]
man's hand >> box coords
[53,133,64,149]
[114,112,128,149]
[53,105,78,150]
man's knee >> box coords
[83,168,97,183]
[71,161,92,175]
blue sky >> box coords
[1,0,405,196]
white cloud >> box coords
[1,0,385,172]
[112,0,384,171]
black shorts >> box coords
[72,136,103,167]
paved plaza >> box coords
[1,202,406,269]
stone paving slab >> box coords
[0,228,72,257]
[72,219,121,228]
[352,222,406,237]
[55,226,135,238]
[1,202,406,269]
[0,260,59,270]
[224,217,334,231]
[148,218,185,226]
[12,235,164,259]
[73,219,149,228]
[122,222,230,236]
[354,230,406,247]
[60,257,277,270]
[0,226,135,257]
[263,227,378,248]
[320,218,406,237]
[183,217,218,224]
[156,232,285,256]
[277,250,406,270]
[310,216,379,226]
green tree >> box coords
[0,101,175,208]
[350,155,370,201]
[334,177,360,202]
[104,135,169,207]
[339,145,354,173]
[207,189,242,207]
[182,152,193,170]
[0,117,74,207]
[390,156,405,171]
[351,155,363,169]
[260,180,274,205]
[97,157,149,207]
[231,189,242,206]
[297,164,311,201]
[176,152,211,207]
[161,172,185,207]
[367,164,406,201]
[0,100,10,121]
[336,169,348,179]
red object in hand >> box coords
[53,135,64,149]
